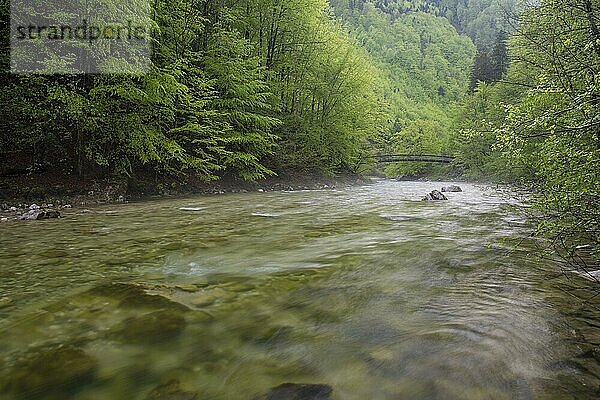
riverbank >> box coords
[0,172,371,221]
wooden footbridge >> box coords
[361,154,455,164]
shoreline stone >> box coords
[19,209,61,220]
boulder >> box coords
[441,185,462,193]
[263,383,332,400]
[422,190,448,201]
[20,209,61,220]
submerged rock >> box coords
[0,296,12,308]
[110,310,186,344]
[20,209,61,220]
[191,293,216,307]
[441,185,463,193]
[422,190,448,201]
[144,379,198,400]
[241,325,293,345]
[87,282,189,311]
[2,345,97,398]
[176,284,199,293]
[577,347,600,363]
[263,383,333,400]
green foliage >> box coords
[456,0,600,255]
[202,28,280,180]
[451,80,524,179]
[1,0,390,180]
[469,31,509,91]
[230,0,391,176]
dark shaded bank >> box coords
[0,171,370,210]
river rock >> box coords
[262,383,332,400]
[176,284,199,293]
[241,325,293,344]
[577,347,600,363]
[441,185,462,193]
[20,209,61,220]
[226,282,256,293]
[0,296,12,308]
[87,282,188,311]
[422,190,448,201]
[2,345,97,398]
[191,293,216,307]
[144,379,198,400]
[110,310,187,344]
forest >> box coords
[0,0,599,256]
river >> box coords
[0,180,598,399]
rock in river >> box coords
[87,282,188,312]
[191,293,216,307]
[1,345,97,398]
[422,190,448,201]
[262,383,332,400]
[441,185,463,193]
[110,310,187,344]
[145,379,198,400]
[0,296,12,308]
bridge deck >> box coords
[364,154,455,164]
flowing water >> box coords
[0,180,599,399]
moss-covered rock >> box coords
[241,325,293,345]
[110,310,187,344]
[144,379,198,400]
[2,345,97,398]
[262,383,332,400]
[190,293,216,307]
[87,283,188,311]
[0,296,12,309]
